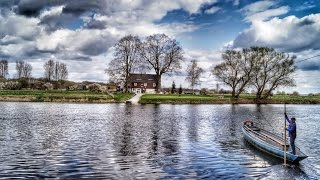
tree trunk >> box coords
[231,88,236,98]
[156,74,161,93]
[256,91,262,100]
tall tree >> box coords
[44,59,55,81]
[250,47,296,99]
[171,81,176,94]
[140,34,183,93]
[106,35,141,92]
[186,60,204,94]
[178,84,183,95]
[212,47,296,99]
[0,60,9,79]
[212,49,255,98]
[58,63,68,80]
[53,61,68,81]
[16,61,32,79]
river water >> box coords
[0,102,319,179]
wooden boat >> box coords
[242,120,307,163]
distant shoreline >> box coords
[0,90,133,103]
[139,94,320,105]
[1,91,320,104]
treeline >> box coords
[0,59,68,81]
[0,59,69,90]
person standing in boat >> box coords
[285,113,296,155]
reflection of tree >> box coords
[119,120,134,156]
[149,105,160,157]
[229,105,237,137]
[162,106,179,156]
[187,105,199,142]
[118,105,136,157]
[217,105,239,152]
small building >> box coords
[128,74,157,94]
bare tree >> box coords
[23,63,32,79]
[16,61,24,79]
[250,47,296,99]
[44,59,55,81]
[16,61,32,79]
[212,47,295,99]
[140,34,183,92]
[50,61,68,81]
[0,60,9,79]
[106,35,141,92]
[57,62,68,80]
[212,50,252,98]
[53,61,60,81]
[186,60,204,94]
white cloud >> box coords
[242,0,276,14]
[241,0,289,22]
[232,14,320,52]
[1,0,216,61]
[245,6,289,22]
[204,6,221,14]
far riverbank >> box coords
[1,90,320,104]
[139,94,320,104]
[0,90,133,103]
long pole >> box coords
[284,103,287,165]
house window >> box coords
[134,83,137,86]
[153,83,156,87]
[144,83,147,87]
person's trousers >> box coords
[290,138,296,155]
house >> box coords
[128,74,157,94]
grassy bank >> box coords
[0,90,133,103]
[139,94,320,104]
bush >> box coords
[0,81,22,90]
[43,82,53,90]
[88,83,102,92]
[292,91,299,96]
[18,78,29,89]
[30,81,45,90]
[200,88,207,95]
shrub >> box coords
[43,82,53,90]
[292,91,299,96]
[2,81,21,90]
[88,83,102,92]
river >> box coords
[0,102,319,179]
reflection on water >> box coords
[0,102,319,179]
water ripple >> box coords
[0,103,319,179]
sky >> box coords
[0,0,320,94]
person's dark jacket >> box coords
[285,114,296,139]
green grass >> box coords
[0,90,134,103]
[140,94,221,104]
[139,94,320,104]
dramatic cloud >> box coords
[232,14,320,52]
[0,0,216,63]
[1,0,320,93]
